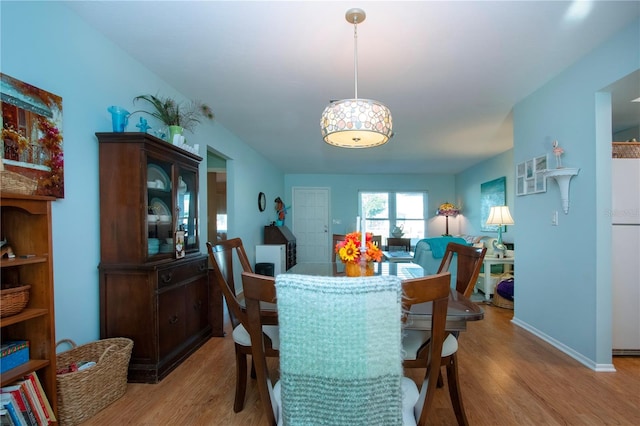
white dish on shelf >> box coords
[150,198,170,217]
[147,164,170,191]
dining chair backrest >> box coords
[388,237,411,252]
[401,272,451,425]
[206,238,253,329]
[437,242,487,297]
[242,272,279,425]
[332,233,346,262]
[246,273,406,425]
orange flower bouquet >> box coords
[335,231,382,276]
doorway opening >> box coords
[207,150,227,244]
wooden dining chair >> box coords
[437,242,487,298]
[206,239,280,413]
[402,242,486,426]
[331,234,348,275]
[388,237,411,252]
[243,271,450,426]
[332,233,346,262]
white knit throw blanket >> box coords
[276,274,404,426]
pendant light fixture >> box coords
[320,8,393,148]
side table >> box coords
[477,256,514,300]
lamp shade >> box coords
[486,206,514,226]
[321,99,393,148]
[437,202,460,217]
[320,8,393,148]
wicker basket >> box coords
[612,142,640,158]
[0,170,38,195]
[56,338,133,426]
[493,292,514,309]
[0,285,30,317]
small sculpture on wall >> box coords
[552,140,564,168]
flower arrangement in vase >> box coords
[335,231,383,276]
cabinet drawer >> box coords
[157,257,208,289]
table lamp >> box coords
[485,206,514,255]
[436,202,460,236]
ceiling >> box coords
[66,1,640,174]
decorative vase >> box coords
[168,125,184,144]
[345,261,374,277]
[107,106,130,132]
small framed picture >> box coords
[525,159,534,179]
[535,155,547,172]
[175,230,185,259]
[516,154,548,196]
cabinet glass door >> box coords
[147,157,173,258]
[176,168,198,253]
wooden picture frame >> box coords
[1,73,64,198]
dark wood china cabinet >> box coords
[97,132,211,383]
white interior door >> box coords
[292,187,330,262]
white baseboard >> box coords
[511,317,616,372]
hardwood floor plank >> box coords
[81,302,640,425]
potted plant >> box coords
[132,94,214,140]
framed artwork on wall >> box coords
[1,73,64,198]
[516,154,547,196]
[480,176,506,232]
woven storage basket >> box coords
[492,292,514,309]
[0,285,30,317]
[612,142,640,158]
[56,338,133,426]
[0,170,38,195]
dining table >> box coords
[279,262,485,332]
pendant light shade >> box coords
[321,99,393,148]
[320,8,393,148]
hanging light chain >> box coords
[353,16,359,100]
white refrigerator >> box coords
[611,158,640,355]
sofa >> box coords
[412,235,508,293]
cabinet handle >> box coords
[169,315,179,324]
[198,263,207,272]
[193,300,202,311]
[161,272,173,283]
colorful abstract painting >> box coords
[1,73,64,198]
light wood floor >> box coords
[82,303,640,425]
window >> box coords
[359,191,427,247]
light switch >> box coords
[551,210,558,226]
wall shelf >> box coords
[544,168,579,214]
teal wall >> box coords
[284,173,457,237]
[2,2,637,368]
[456,150,515,240]
[508,19,639,368]
[1,2,283,344]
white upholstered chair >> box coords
[242,271,450,426]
